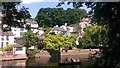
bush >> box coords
[4,44,12,51]
[0,48,3,51]
[26,49,36,58]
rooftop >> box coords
[53,26,65,31]
[0,31,14,36]
[25,19,38,24]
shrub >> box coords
[4,44,12,51]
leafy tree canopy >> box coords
[58,1,120,68]
[35,8,87,27]
[43,34,76,50]
[1,2,31,28]
[23,30,39,48]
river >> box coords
[1,56,94,68]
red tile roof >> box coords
[80,18,91,22]
[0,12,3,17]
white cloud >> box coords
[22,0,59,4]
[22,0,44,4]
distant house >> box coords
[12,44,26,54]
[60,23,74,33]
[0,31,15,48]
[79,18,91,36]
[31,28,44,35]
[25,19,38,28]
[49,25,66,35]
[25,19,44,35]
[0,12,3,24]
[11,27,27,38]
[49,23,74,35]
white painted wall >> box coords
[11,27,27,38]
[31,23,38,28]
[14,47,26,54]
[0,35,14,48]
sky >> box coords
[20,0,91,18]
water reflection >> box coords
[1,57,59,68]
[1,56,91,68]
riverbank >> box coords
[35,49,99,59]
[0,51,28,61]
[0,49,99,61]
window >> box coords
[1,42,3,48]
[1,35,4,41]
[6,42,9,45]
[16,47,23,51]
[6,36,9,40]
[14,29,16,31]
[20,28,24,31]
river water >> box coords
[1,56,93,68]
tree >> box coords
[23,30,39,48]
[78,25,108,48]
[2,2,31,28]
[19,6,31,25]
[58,1,120,67]
[35,8,87,27]
[43,34,76,51]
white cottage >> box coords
[11,27,27,38]
[0,31,15,48]
[12,44,26,54]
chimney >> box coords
[65,23,67,26]
[56,25,58,27]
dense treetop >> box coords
[1,2,31,28]
[58,2,120,68]
[35,8,87,27]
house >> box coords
[49,25,66,35]
[25,19,44,35]
[31,28,44,35]
[79,18,91,36]
[49,23,74,35]
[0,12,3,24]
[0,31,15,48]
[11,27,27,38]
[25,19,38,28]
[12,44,26,54]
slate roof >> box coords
[25,19,38,24]
[36,35,45,40]
[11,44,23,48]
[53,27,65,31]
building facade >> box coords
[0,31,15,48]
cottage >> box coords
[11,27,27,38]
[79,18,91,36]
[25,19,38,28]
[11,44,26,54]
[49,25,66,35]
[0,31,15,48]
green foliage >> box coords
[79,34,95,48]
[2,2,31,27]
[0,48,3,51]
[78,25,108,48]
[43,34,76,50]
[60,2,120,68]
[26,49,36,58]
[4,44,12,51]
[35,8,87,27]
[26,24,31,31]
[23,30,39,48]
